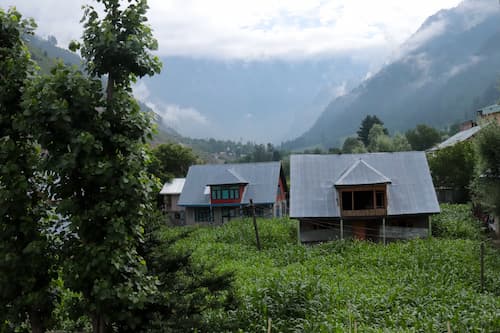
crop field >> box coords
[164,204,500,332]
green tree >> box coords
[25,0,162,331]
[0,7,57,333]
[148,143,199,183]
[342,137,367,153]
[405,124,442,151]
[471,123,500,215]
[392,133,412,152]
[368,124,393,152]
[427,141,475,203]
[357,115,387,146]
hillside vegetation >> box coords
[164,204,500,332]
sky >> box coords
[5,0,470,142]
[6,0,463,60]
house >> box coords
[477,104,500,125]
[428,125,482,152]
[290,152,440,243]
[178,161,288,225]
[159,178,186,225]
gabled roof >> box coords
[335,159,391,186]
[159,178,185,195]
[206,168,248,185]
[178,162,284,206]
[428,126,481,151]
[290,152,440,218]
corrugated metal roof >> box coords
[159,178,185,195]
[479,104,500,116]
[335,159,391,186]
[290,152,440,218]
[429,126,481,151]
[178,162,282,206]
[206,168,248,185]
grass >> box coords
[163,205,500,332]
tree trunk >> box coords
[30,310,44,333]
[106,75,114,103]
[92,314,109,333]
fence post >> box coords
[480,242,485,292]
[250,199,261,251]
[382,217,386,245]
[340,218,344,240]
[428,215,432,238]
[267,318,272,333]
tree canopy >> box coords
[357,115,387,146]
[406,124,442,151]
[0,8,58,333]
[148,143,199,183]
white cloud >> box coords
[444,55,483,79]
[5,0,464,61]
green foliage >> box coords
[77,0,161,90]
[432,204,482,240]
[406,124,443,151]
[471,123,500,216]
[148,142,199,183]
[0,7,58,331]
[427,140,475,202]
[166,214,500,332]
[342,137,367,153]
[239,143,282,163]
[357,115,387,146]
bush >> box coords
[432,204,482,240]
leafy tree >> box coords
[368,124,393,152]
[392,133,412,152]
[148,143,199,183]
[357,115,387,146]
[25,0,162,331]
[0,7,57,333]
[406,124,442,151]
[471,123,500,215]
[427,141,475,203]
[342,137,367,153]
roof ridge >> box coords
[335,159,391,186]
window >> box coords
[353,191,373,210]
[211,185,240,201]
[376,191,385,209]
[195,208,212,222]
[341,189,386,211]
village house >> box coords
[178,161,288,225]
[159,178,186,225]
[290,152,440,243]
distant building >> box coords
[178,162,288,225]
[477,104,500,125]
[428,125,481,152]
[290,152,440,243]
[160,178,186,225]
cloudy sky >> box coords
[6,0,463,60]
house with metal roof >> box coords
[159,178,186,225]
[178,161,288,225]
[428,125,481,152]
[290,152,440,243]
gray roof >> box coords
[159,178,185,195]
[178,162,282,206]
[335,159,391,186]
[429,126,481,151]
[478,104,500,116]
[206,168,248,185]
[290,152,440,218]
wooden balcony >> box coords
[341,208,387,217]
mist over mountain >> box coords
[284,0,500,150]
[136,55,378,143]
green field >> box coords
[164,205,500,332]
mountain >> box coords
[284,0,500,150]
[138,55,376,143]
